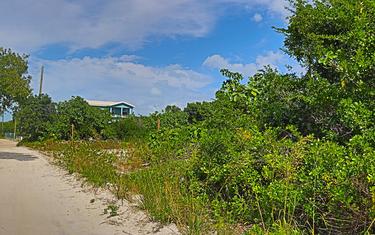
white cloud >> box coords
[253,13,263,22]
[261,0,289,17]
[220,0,290,17]
[202,55,229,70]
[255,51,284,67]
[26,49,304,116]
[0,0,291,52]
[150,87,162,96]
[29,56,213,114]
[203,51,285,77]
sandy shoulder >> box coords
[0,139,179,235]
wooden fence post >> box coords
[71,124,74,140]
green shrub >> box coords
[110,116,150,141]
[17,94,55,141]
[187,125,374,233]
[21,1,375,234]
[52,97,112,140]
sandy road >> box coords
[0,139,179,235]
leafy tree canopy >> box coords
[54,96,112,140]
[0,48,31,113]
[279,0,375,94]
[17,94,55,141]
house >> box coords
[86,100,135,118]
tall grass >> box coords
[26,140,212,234]
[117,161,210,234]
[25,140,311,234]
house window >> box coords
[122,108,130,116]
[112,107,122,116]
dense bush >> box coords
[17,94,55,141]
[187,124,374,233]
[0,120,16,137]
[103,116,150,141]
[18,96,112,141]
[53,97,112,140]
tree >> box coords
[184,101,213,124]
[164,105,181,113]
[17,94,55,141]
[279,0,375,93]
[277,0,375,140]
[0,48,31,114]
[54,97,111,140]
[159,105,188,129]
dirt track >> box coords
[0,139,179,235]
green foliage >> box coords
[159,106,189,129]
[104,203,119,217]
[18,96,112,141]
[274,0,375,142]
[184,101,213,124]
[0,48,31,113]
[147,126,200,164]
[280,0,375,87]
[19,0,375,233]
[0,120,16,137]
[49,141,118,186]
[338,98,374,133]
[187,125,374,233]
[278,0,375,120]
[17,94,55,141]
[164,105,182,113]
[52,96,112,140]
[28,140,210,234]
[219,67,350,140]
[107,115,150,141]
[120,160,209,233]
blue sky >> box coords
[0,0,302,115]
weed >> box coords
[104,203,119,217]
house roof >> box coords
[86,100,135,108]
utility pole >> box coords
[39,65,44,96]
[1,112,4,136]
[13,118,16,139]
[1,101,4,136]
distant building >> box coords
[86,100,135,118]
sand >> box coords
[0,139,179,235]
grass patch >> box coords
[27,140,212,234]
[118,160,210,234]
